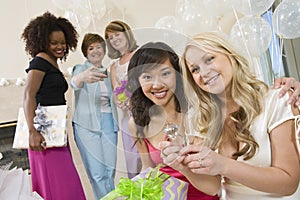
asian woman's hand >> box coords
[159,140,186,172]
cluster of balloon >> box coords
[272,0,300,40]
[272,0,300,77]
[229,0,275,58]
[52,0,107,33]
[154,0,276,58]
[230,16,272,57]
[53,0,299,50]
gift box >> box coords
[133,167,188,200]
[101,165,188,200]
[13,105,68,149]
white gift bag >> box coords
[0,167,44,200]
[13,105,68,149]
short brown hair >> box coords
[81,33,106,57]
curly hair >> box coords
[81,33,106,58]
[127,42,188,142]
[181,32,268,159]
[104,20,138,59]
[21,11,78,61]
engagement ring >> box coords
[198,158,204,168]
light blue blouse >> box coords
[70,60,119,132]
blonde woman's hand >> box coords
[180,144,227,176]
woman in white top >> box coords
[104,20,141,178]
[160,32,300,200]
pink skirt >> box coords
[28,144,86,200]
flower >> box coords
[114,80,132,109]
[101,164,169,200]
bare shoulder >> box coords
[109,61,116,71]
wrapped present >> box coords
[101,165,188,200]
[13,105,68,149]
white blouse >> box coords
[223,88,300,200]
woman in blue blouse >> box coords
[70,33,119,199]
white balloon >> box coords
[132,27,189,55]
[203,0,236,18]
[75,6,92,30]
[272,0,300,39]
[218,11,243,34]
[154,16,184,48]
[52,0,80,10]
[233,0,275,16]
[175,0,218,36]
[155,16,182,32]
[230,16,272,56]
[64,10,80,29]
[92,0,107,20]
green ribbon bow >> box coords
[101,164,170,200]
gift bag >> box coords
[101,166,188,200]
[0,167,44,200]
[13,104,68,149]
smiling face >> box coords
[138,58,177,107]
[86,42,105,65]
[47,31,66,60]
[185,45,233,95]
[107,31,128,53]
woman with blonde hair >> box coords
[160,32,300,199]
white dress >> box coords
[223,88,300,200]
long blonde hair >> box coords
[181,32,268,160]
